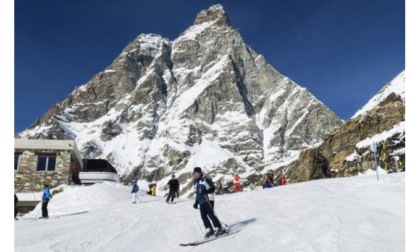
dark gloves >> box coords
[193,203,198,209]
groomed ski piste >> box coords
[14,172,404,252]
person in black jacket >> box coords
[192,167,226,238]
[14,194,18,220]
[166,175,179,204]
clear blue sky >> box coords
[14,0,405,134]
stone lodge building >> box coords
[14,139,83,193]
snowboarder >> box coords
[41,185,52,218]
[131,179,139,203]
[14,193,18,220]
[262,170,275,189]
[192,167,226,238]
[166,175,179,203]
[233,173,243,192]
[280,176,287,186]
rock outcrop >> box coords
[273,71,405,185]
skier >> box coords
[131,179,139,203]
[192,167,226,238]
[320,161,331,178]
[14,193,18,220]
[166,175,179,204]
[233,173,243,192]
[147,183,157,196]
[147,184,152,195]
[280,176,287,186]
[262,170,275,189]
[41,185,52,218]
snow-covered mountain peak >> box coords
[194,4,230,27]
[17,4,343,194]
[352,70,405,119]
[118,33,170,58]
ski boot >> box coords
[214,227,226,237]
[204,227,214,238]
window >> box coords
[36,155,57,172]
[14,154,20,171]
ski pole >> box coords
[204,194,229,227]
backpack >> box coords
[135,185,139,192]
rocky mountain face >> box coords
[269,71,405,185]
[17,5,345,195]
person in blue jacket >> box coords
[192,167,226,238]
[131,179,139,203]
[41,185,52,218]
[262,169,275,189]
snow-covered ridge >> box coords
[136,34,168,55]
[175,20,217,42]
[352,71,405,119]
[355,121,405,149]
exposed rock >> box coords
[273,72,405,185]
[194,4,231,27]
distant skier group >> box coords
[234,169,287,191]
[128,167,287,239]
[262,169,287,188]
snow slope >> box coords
[14,173,404,252]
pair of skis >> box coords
[23,211,89,221]
[179,229,240,246]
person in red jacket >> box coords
[233,174,243,192]
[280,176,287,186]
